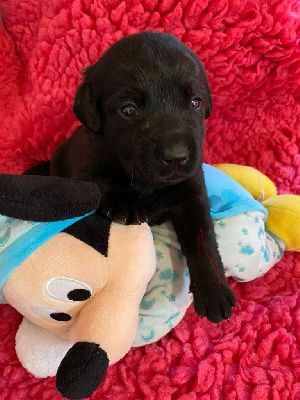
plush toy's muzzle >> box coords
[56,342,109,399]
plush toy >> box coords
[0,174,157,399]
[0,164,299,399]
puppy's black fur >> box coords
[26,32,236,324]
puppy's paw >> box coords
[100,193,147,225]
[191,280,236,325]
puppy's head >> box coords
[74,32,212,186]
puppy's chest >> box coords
[131,181,158,199]
[131,181,185,225]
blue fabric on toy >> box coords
[203,164,267,221]
[0,212,94,302]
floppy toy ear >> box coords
[73,78,102,134]
[0,174,101,222]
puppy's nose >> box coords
[162,145,189,168]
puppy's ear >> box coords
[73,80,101,133]
[188,51,213,119]
[205,84,213,119]
[198,62,212,119]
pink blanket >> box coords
[0,1,299,399]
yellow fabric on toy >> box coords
[262,195,300,252]
[213,164,277,200]
[213,163,300,253]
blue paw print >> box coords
[160,269,179,281]
[217,220,226,228]
[156,250,163,260]
[168,294,176,302]
[239,243,255,255]
[258,227,265,239]
[241,228,248,235]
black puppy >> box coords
[28,32,236,324]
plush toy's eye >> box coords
[67,289,91,301]
[50,312,72,322]
[31,307,72,322]
[46,277,92,302]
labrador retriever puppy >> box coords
[29,32,236,324]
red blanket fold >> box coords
[0,1,299,399]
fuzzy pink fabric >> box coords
[0,1,299,399]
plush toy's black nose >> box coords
[56,342,109,399]
[162,145,189,168]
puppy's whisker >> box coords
[140,138,156,148]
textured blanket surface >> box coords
[0,0,299,399]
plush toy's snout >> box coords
[56,342,109,399]
[55,222,157,398]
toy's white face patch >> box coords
[46,277,92,302]
[32,307,72,322]
[30,278,93,323]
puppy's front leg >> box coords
[97,182,147,225]
[75,169,146,225]
[170,177,236,325]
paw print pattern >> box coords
[258,227,265,240]
[238,243,255,255]
[156,250,163,260]
[217,220,227,229]
[167,294,176,302]
[159,269,179,281]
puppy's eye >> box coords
[120,104,139,117]
[190,98,202,110]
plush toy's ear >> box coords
[63,212,111,256]
[0,174,101,222]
